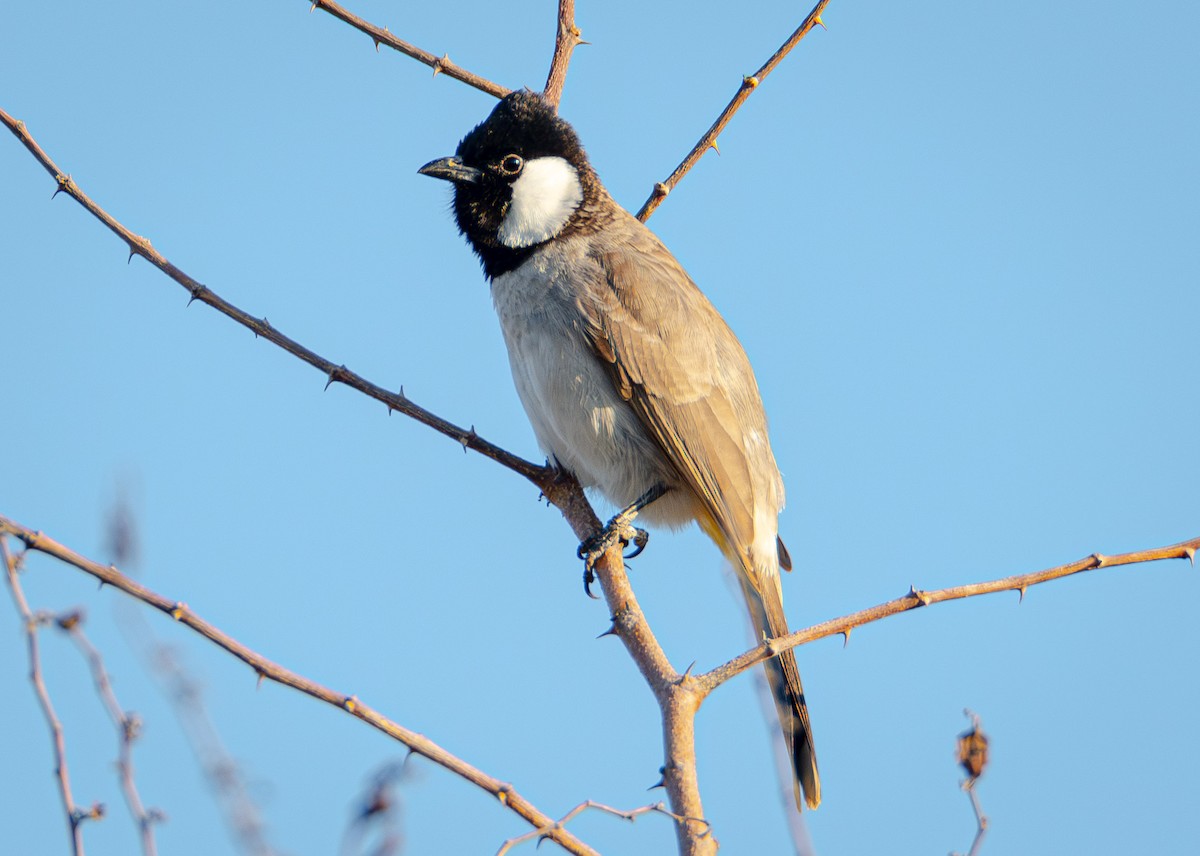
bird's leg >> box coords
[579,484,669,597]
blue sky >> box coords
[2,1,1198,854]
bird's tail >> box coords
[732,560,821,811]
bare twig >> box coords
[0,107,547,490]
[57,611,161,856]
[495,800,707,856]
[699,537,1200,695]
[0,516,597,856]
[542,0,584,109]
[635,0,831,221]
[306,0,509,98]
[1,538,102,856]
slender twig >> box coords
[496,800,707,856]
[635,0,831,221]
[1,538,100,856]
[57,612,160,856]
[0,516,597,856]
[961,783,988,856]
[306,0,509,98]
[542,0,583,109]
[0,107,547,490]
[698,537,1200,695]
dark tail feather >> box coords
[738,573,821,810]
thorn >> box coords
[170,602,187,621]
[680,661,696,681]
[596,623,618,639]
[1185,546,1196,567]
[186,285,208,307]
[1091,552,1107,566]
[373,38,380,52]
[496,786,510,806]
[841,628,850,648]
[432,54,450,78]
[52,174,71,199]
[907,585,931,606]
[708,139,720,155]
[255,670,265,690]
[325,365,347,391]
[814,14,827,30]
[742,75,760,89]
[1017,585,1027,603]
[648,767,666,790]
[310,1,319,12]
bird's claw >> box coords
[578,513,651,598]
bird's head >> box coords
[419,90,597,277]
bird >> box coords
[418,90,820,811]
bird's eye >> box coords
[499,154,524,175]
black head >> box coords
[419,90,599,279]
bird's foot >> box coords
[578,511,650,598]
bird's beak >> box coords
[418,156,482,185]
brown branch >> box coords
[698,536,1200,696]
[542,0,583,110]
[635,0,831,221]
[0,517,598,856]
[307,0,509,98]
[0,107,548,490]
[57,612,161,856]
[1,538,102,856]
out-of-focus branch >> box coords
[56,611,161,856]
[699,537,1200,695]
[0,107,548,490]
[306,0,509,98]
[636,0,831,221]
[543,0,584,109]
[0,516,598,856]
[1,538,103,856]
[495,800,706,856]
[954,711,989,856]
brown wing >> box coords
[576,216,782,573]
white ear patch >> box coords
[498,156,583,249]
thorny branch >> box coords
[306,0,508,98]
[543,0,584,109]
[0,517,598,856]
[1,538,103,856]
[698,537,1200,696]
[636,0,831,221]
[0,107,547,490]
[57,612,162,856]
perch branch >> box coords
[0,517,597,856]
[698,536,1200,695]
[636,0,831,221]
[306,0,509,98]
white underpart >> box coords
[497,156,583,248]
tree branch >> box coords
[0,516,598,856]
[698,536,1200,695]
[1,538,100,856]
[57,612,161,856]
[306,0,509,98]
[0,107,547,490]
[542,0,583,109]
[635,0,831,221]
